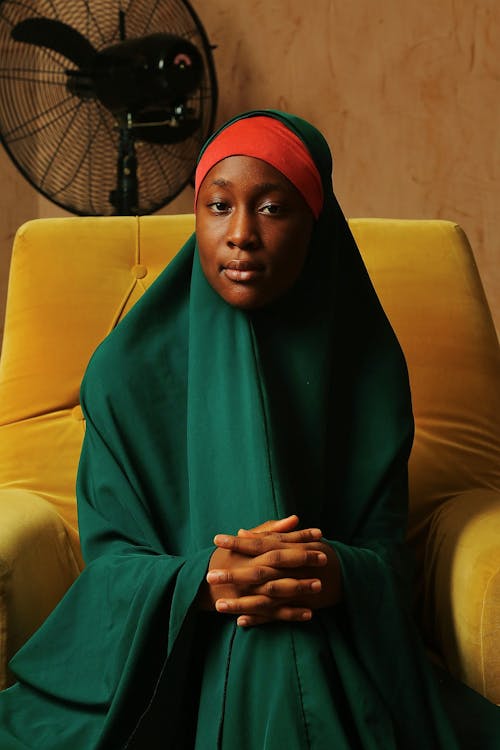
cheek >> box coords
[273,224,312,276]
[198,247,219,289]
[196,222,220,273]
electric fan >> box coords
[0,0,217,215]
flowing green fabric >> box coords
[0,111,498,748]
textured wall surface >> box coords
[0,0,498,338]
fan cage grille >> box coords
[0,0,217,215]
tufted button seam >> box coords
[131,263,148,279]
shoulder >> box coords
[81,238,194,411]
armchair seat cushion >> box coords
[423,489,500,703]
[0,489,82,689]
[0,409,87,534]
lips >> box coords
[222,259,265,283]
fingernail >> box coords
[310,528,322,537]
[216,600,229,611]
[206,571,224,583]
[301,610,312,621]
[237,617,249,627]
[214,535,231,546]
[316,552,327,563]
[311,581,322,592]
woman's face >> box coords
[196,155,315,309]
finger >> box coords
[233,608,313,626]
[255,578,322,599]
[241,515,300,535]
[215,596,313,623]
[281,527,323,542]
[236,614,270,627]
[214,533,268,554]
[214,534,327,560]
[255,548,328,568]
[238,528,259,538]
[206,565,278,586]
[215,594,271,614]
[239,528,323,543]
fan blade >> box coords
[11,18,96,69]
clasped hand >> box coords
[199,515,341,627]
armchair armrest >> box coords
[423,488,500,703]
[0,489,83,689]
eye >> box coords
[208,201,230,214]
[259,203,281,215]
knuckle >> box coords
[255,566,267,582]
[255,595,271,611]
[269,550,282,565]
[251,536,265,553]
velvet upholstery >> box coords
[0,215,498,702]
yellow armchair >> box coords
[351,219,500,703]
[0,216,498,702]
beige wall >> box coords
[1,0,498,337]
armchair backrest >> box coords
[0,215,194,553]
[350,219,499,562]
[0,216,498,564]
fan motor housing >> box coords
[67,34,203,116]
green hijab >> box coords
[1,110,490,749]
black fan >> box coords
[0,0,217,215]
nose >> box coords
[227,207,259,250]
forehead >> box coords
[199,155,295,194]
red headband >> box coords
[194,116,324,219]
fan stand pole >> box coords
[110,114,139,215]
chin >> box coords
[223,293,267,310]
[212,280,268,310]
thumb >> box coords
[238,515,300,537]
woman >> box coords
[0,111,497,748]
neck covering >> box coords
[1,110,484,750]
[194,115,324,218]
